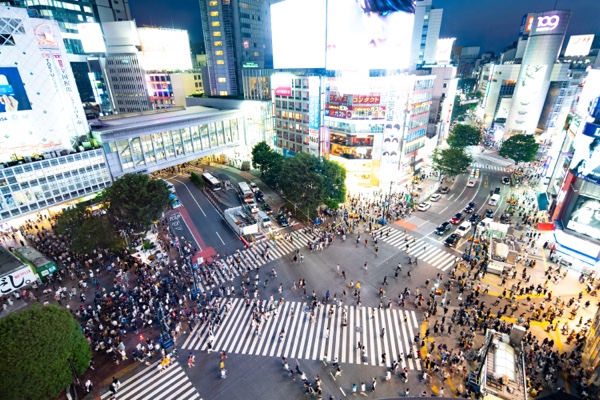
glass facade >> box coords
[98,117,242,175]
[0,149,110,221]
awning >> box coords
[536,192,549,211]
[538,222,555,231]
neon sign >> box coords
[536,15,560,32]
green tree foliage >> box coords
[498,134,540,164]
[278,152,324,217]
[321,158,347,209]
[451,95,478,121]
[0,304,91,400]
[432,147,474,177]
[447,124,482,148]
[190,172,205,189]
[103,173,171,230]
[56,203,125,254]
[251,141,283,188]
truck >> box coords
[0,246,38,294]
[13,246,58,282]
[224,206,259,236]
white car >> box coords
[429,194,442,202]
[456,221,472,237]
[417,202,431,211]
[467,180,476,187]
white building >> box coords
[410,0,443,66]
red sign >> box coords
[352,95,380,105]
[328,95,349,104]
[275,87,292,97]
[243,39,250,49]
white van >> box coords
[248,202,259,214]
[257,210,271,228]
[488,193,501,206]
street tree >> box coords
[432,147,473,177]
[321,158,347,209]
[278,152,324,219]
[251,141,283,188]
[0,304,91,400]
[56,203,125,254]
[498,134,540,164]
[447,124,482,148]
[103,173,171,230]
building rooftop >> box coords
[0,247,26,276]
[92,106,240,135]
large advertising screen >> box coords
[564,34,594,57]
[137,28,192,71]
[0,8,87,162]
[566,195,600,241]
[77,22,106,53]
[326,0,415,70]
[570,133,600,184]
[271,0,326,69]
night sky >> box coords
[129,0,600,53]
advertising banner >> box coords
[570,133,600,184]
[308,76,321,155]
[0,9,87,162]
[379,124,401,182]
[274,87,292,97]
[566,195,600,241]
[328,94,349,105]
[564,34,594,57]
[326,0,415,70]
[0,265,37,295]
[352,95,380,105]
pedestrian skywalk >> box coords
[181,298,422,371]
[195,228,325,292]
[100,360,202,400]
[374,227,458,272]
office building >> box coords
[410,0,443,67]
[417,65,459,143]
[455,46,481,78]
[199,0,273,97]
[0,6,112,222]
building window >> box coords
[209,1,218,5]
[220,91,228,96]
[210,11,219,16]
[214,41,222,47]
[218,77,226,83]
[216,60,225,65]
[253,51,259,57]
[213,31,221,37]
[215,50,223,56]
[212,21,220,27]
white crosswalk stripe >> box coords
[182,298,422,370]
[195,228,323,292]
[100,360,201,400]
[471,163,509,172]
[373,227,457,272]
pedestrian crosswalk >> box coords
[181,298,422,371]
[195,228,326,293]
[100,360,202,400]
[471,163,509,172]
[374,227,457,272]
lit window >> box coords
[212,21,220,27]
[217,60,225,64]
[218,78,226,83]
[213,31,221,37]
[215,50,223,55]
[209,1,218,6]
[254,51,259,57]
[214,41,222,47]
[220,91,228,96]
[211,11,219,16]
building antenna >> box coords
[554,0,558,8]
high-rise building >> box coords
[505,10,571,135]
[1,0,131,106]
[199,0,273,97]
[410,0,443,66]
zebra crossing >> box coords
[181,298,422,371]
[195,228,319,292]
[374,227,457,272]
[100,360,202,400]
[471,163,509,172]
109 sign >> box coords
[536,15,560,32]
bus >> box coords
[161,179,176,194]
[170,193,182,208]
[13,246,58,282]
[238,182,254,203]
[202,172,222,191]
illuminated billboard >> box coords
[564,34,595,57]
[271,0,326,69]
[435,38,455,64]
[0,7,87,162]
[570,133,600,184]
[137,28,192,71]
[326,0,415,70]
[77,23,106,53]
[566,195,600,241]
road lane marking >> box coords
[171,178,206,217]
[215,231,225,245]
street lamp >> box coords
[463,221,480,261]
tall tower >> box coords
[410,0,443,66]
[199,0,273,97]
[505,10,571,135]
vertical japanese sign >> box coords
[308,76,321,155]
